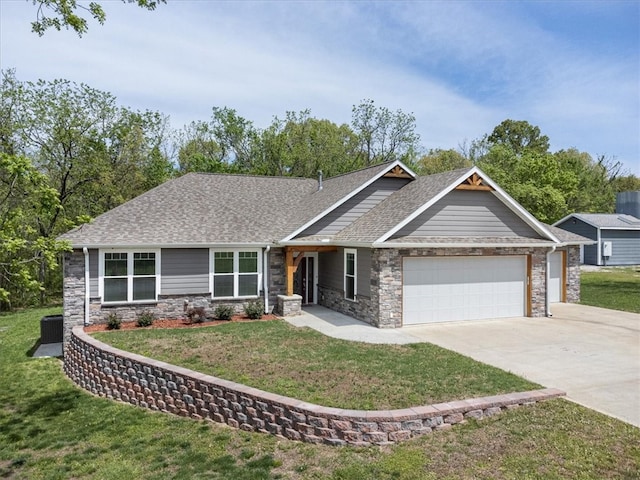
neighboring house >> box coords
[554,190,640,266]
[554,217,640,265]
[60,161,591,343]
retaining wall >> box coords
[65,326,565,446]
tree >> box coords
[487,119,550,155]
[414,148,471,175]
[174,121,241,174]
[478,146,578,223]
[1,73,171,303]
[209,107,259,172]
[257,110,360,177]
[554,149,619,214]
[30,0,165,36]
[0,153,70,309]
[351,99,420,166]
[611,174,640,195]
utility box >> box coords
[602,241,613,258]
[40,315,63,344]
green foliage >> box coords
[30,0,166,37]
[243,300,263,320]
[256,110,361,177]
[414,148,471,175]
[214,304,234,321]
[611,174,640,194]
[106,312,122,330]
[476,120,622,222]
[351,99,420,166]
[136,311,155,327]
[0,152,71,309]
[487,119,550,155]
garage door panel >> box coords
[549,252,562,303]
[403,256,526,325]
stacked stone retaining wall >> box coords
[65,326,565,446]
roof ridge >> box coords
[184,171,315,181]
[321,161,395,181]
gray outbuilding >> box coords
[554,191,640,266]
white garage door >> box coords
[403,256,527,325]
[549,252,563,303]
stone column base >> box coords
[276,294,302,316]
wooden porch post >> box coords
[285,247,295,296]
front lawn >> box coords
[94,320,538,410]
[581,266,640,313]
[1,308,639,479]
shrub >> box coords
[214,304,234,321]
[106,313,121,330]
[136,311,155,327]
[244,300,264,320]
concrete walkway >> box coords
[287,305,421,344]
[287,304,640,427]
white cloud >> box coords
[1,0,637,174]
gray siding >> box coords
[161,248,210,294]
[556,219,598,265]
[602,230,640,265]
[89,249,99,297]
[392,190,540,238]
[318,250,342,291]
[318,247,371,297]
[357,248,371,297]
[299,177,411,237]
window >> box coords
[212,250,260,298]
[344,248,357,301]
[101,251,159,303]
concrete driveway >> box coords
[405,303,640,427]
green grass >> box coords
[94,320,538,410]
[581,267,640,313]
[1,308,639,479]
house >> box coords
[554,191,640,266]
[60,161,591,343]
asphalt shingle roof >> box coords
[59,163,396,247]
[543,224,595,244]
[570,213,640,229]
[60,163,588,248]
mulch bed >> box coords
[84,314,280,333]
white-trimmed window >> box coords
[344,248,357,301]
[211,249,261,298]
[100,250,160,303]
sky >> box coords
[1,0,639,175]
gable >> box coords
[390,189,541,239]
[294,176,412,238]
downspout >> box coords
[82,248,90,326]
[546,245,556,317]
[263,245,271,314]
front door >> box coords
[299,253,318,304]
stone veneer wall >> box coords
[565,246,581,303]
[63,250,86,346]
[371,247,550,328]
[65,326,565,446]
[276,295,303,316]
[317,285,376,326]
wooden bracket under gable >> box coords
[383,165,413,179]
[455,173,494,191]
